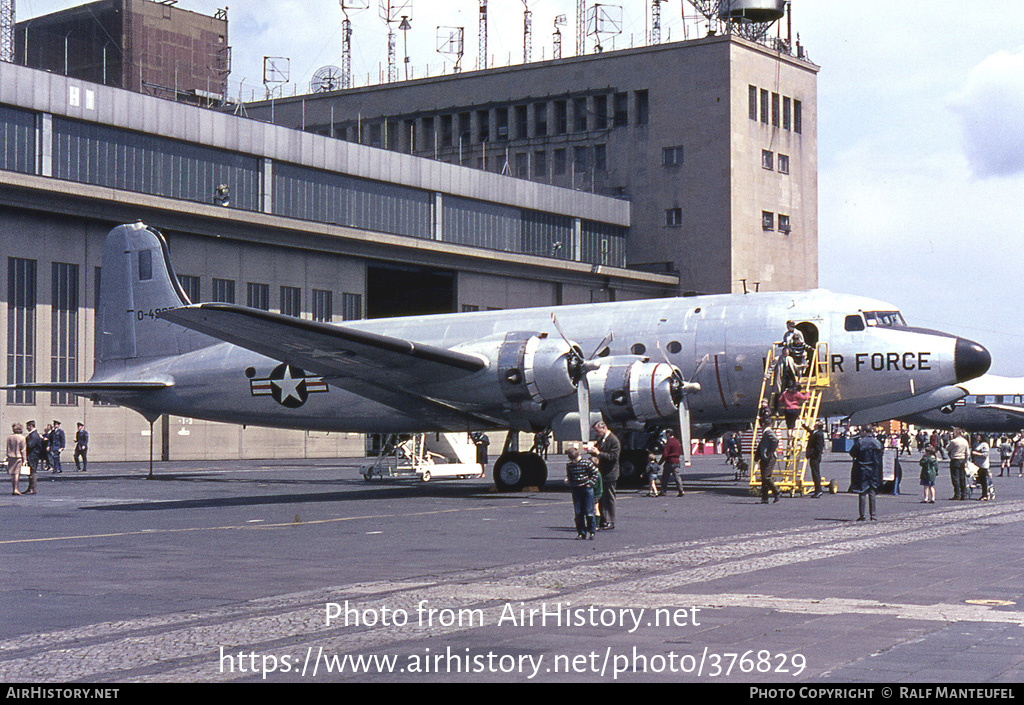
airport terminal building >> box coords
[245,32,819,295]
[0,59,676,462]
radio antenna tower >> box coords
[552,14,566,60]
[651,0,664,44]
[576,0,585,55]
[380,1,412,82]
[477,0,487,69]
[1,0,14,63]
[340,1,369,89]
[522,0,532,63]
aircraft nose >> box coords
[954,337,991,383]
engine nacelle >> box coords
[445,331,579,410]
[497,332,578,405]
[590,358,679,424]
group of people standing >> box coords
[6,420,88,495]
[565,421,621,539]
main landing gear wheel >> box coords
[618,450,647,488]
[493,452,547,491]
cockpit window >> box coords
[844,314,865,332]
[863,311,906,328]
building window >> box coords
[312,289,333,322]
[771,92,780,127]
[613,92,628,127]
[477,109,491,142]
[440,114,453,147]
[762,211,775,231]
[342,293,363,321]
[533,150,547,177]
[495,107,507,141]
[778,214,791,233]
[51,262,78,406]
[594,144,607,171]
[7,257,36,404]
[778,154,790,174]
[461,304,479,312]
[665,207,683,227]
[553,148,567,175]
[794,100,802,134]
[515,105,529,139]
[663,145,684,166]
[211,278,235,303]
[533,102,547,137]
[574,96,588,132]
[554,100,568,134]
[178,274,200,303]
[760,89,769,124]
[761,149,774,170]
[574,146,589,171]
[280,286,301,317]
[783,97,792,131]
[635,89,649,125]
[594,94,608,129]
[515,152,528,178]
[748,85,758,121]
[247,282,270,311]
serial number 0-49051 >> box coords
[133,307,174,321]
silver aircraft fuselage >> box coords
[114,289,989,436]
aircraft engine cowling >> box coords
[497,332,578,406]
[593,359,680,424]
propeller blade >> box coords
[589,332,614,359]
[550,312,576,349]
[690,353,711,383]
[577,373,591,442]
[679,398,693,467]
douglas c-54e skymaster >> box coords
[7,223,992,490]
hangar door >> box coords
[366,264,456,319]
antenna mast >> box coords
[522,0,532,63]
[552,14,566,60]
[0,0,13,63]
[340,1,368,89]
[651,0,664,44]
[379,1,412,82]
[576,0,585,55]
[477,0,487,69]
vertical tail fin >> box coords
[96,222,211,371]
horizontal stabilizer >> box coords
[2,381,171,393]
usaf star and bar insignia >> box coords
[246,363,328,408]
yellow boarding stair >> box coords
[748,341,834,496]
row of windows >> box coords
[761,149,790,174]
[762,211,791,233]
[7,258,79,406]
[176,274,364,322]
[328,90,650,151]
[748,85,803,133]
[0,107,630,268]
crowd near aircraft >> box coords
[7,223,993,489]
[900,374,1024,434]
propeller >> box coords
[658,346,711,467]
[551,313,612,443]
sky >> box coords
[16,0,1024,374]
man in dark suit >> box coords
[850,427,883,521]
[588,421,621,530]
[24,420,44,494]
[74,422,89,472]
[49,420,66,474]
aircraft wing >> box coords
[160,303,502,428]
